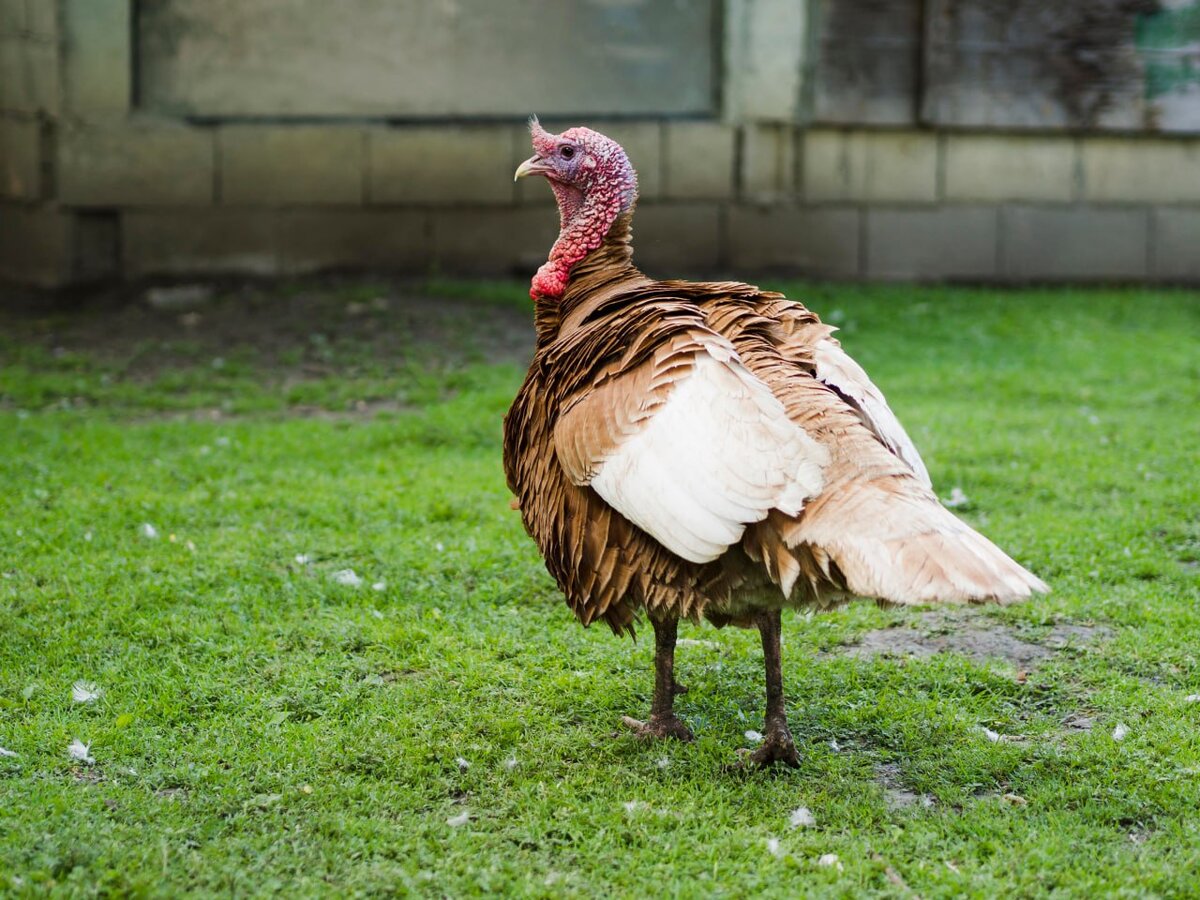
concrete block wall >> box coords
[9,123,1200,287]
[2,0,1199,288]
[1,0,58,286]
[11,118,1200,287]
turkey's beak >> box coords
[514,155,552,181]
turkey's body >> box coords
[503,213,1044,638]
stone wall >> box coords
[2,0,1199,289]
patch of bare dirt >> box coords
[1059,712,1095,732]
[874,762,935,811]
[0,275,536,377]
[834,609,1109,671]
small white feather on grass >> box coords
[68,739,95,765]
[72,681,102,703]
[790,807,816,828]
[455,757,470,772]
[1112,723,1129,741]
[766,838,782,858]
[817,853,843,871]
[0,746,17,758]
[139,523,159,539]
[446,810,470,827]
[295,554,312,565]
[332,569,363,587]
[372,581,386,592]
[745,730,763,743]
[981,727,1001,742]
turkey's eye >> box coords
[559,146,575,160]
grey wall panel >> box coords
[137,0,718,119]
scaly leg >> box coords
[749,608,800,767]
[621,615,694,741]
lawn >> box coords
[1,279,1198,897]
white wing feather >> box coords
[586,352,828,563]
[813,338,932,488]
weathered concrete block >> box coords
[664,122,735,200]
[122,211,278,276]
[0,116,41,199]
[220,126,364,205]
[137,1,715,119]
[276,211,429,272]
[0,204,113,286]
[63,0,129,116]
[73,211,120,281]
[945,135,1075,202]
[1082,138,1200,203]
[0,203,70,286]
[800,130,844,203]
[742,124,796,200]
[1003,207,1148,280]
[1153,209,1200,281]
[0,39,17,110]
[723,0,806,122]
[728,206,860,277]
[26,0,58,37]
[370,126,516,205]
[805,130,937,204]
[430,207,559,274]
[866,207,997,280]
[59,125,213,206]
[0,0,24,33]
[0,36,59,115]
[123,210,430,277]
[632,203,722,272]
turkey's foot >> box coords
[747,719,800,768]
[621,714,694,742]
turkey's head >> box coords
[514,117,638,300]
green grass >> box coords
[1,280,1198,897]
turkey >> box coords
[503,118,1047,767]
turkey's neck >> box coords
[533,210,644,346]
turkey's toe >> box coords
[621,714,694,742]
[672,679,689,696]
[746,725,800,768]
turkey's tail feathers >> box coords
[780,478,1047,606]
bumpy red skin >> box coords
[526,122,638,300]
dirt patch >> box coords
[1059,712,1095,733]
[0,276,536,378]
[874,763,936,811]
[835,610,1109,671]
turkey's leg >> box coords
[621,615,694,741]
[749,608,800,767]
